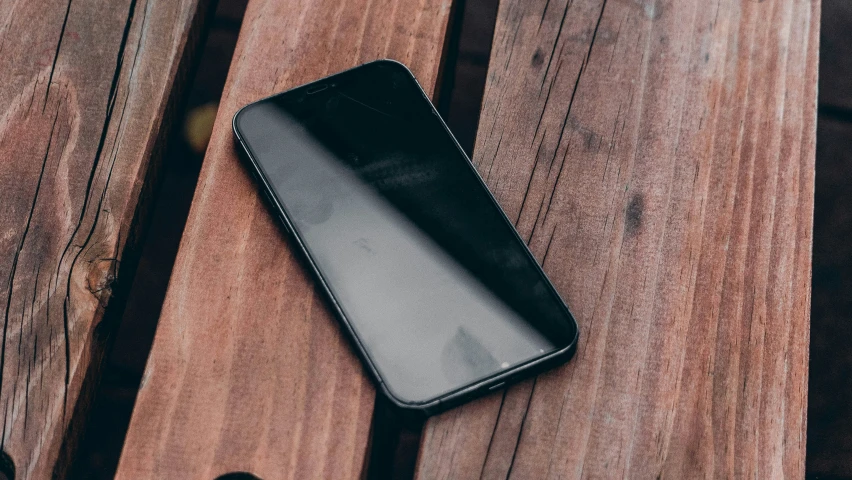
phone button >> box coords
[488,382,506,392]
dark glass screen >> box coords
[234,61,576,405]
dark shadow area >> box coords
[215,473,262,480]
[67,1,248,478]
[807,0,852,478]
[0,451,13,480]
[366,396,425,480]
[436,0,499,158]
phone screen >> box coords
[234,61,577,406]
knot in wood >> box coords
[86,258,118,305]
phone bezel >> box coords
[232,59,579,415]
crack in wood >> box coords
[44,0,74,110]
[0,111,58,431]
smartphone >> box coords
[232,60,578,415]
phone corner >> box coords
[231,103,252,139]
[557,320,580,361]
[375,382,441,419]
[371,58,416,76]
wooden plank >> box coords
[0,0,208,477]
[416,0,817,477]
[114,0,451,477]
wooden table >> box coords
[0,0,209,477]
[0,0,818,477]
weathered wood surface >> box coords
[114,0,451,477]
[416,0,817,477]
[0,0,207,477]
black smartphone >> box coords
[232,60,578,415]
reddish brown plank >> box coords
[0,0,208,477]
[416,0,817,477]
[114,0,451,477]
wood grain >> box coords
[416,0,817,477]
[114,0,451,477]
[0,0,207,477]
